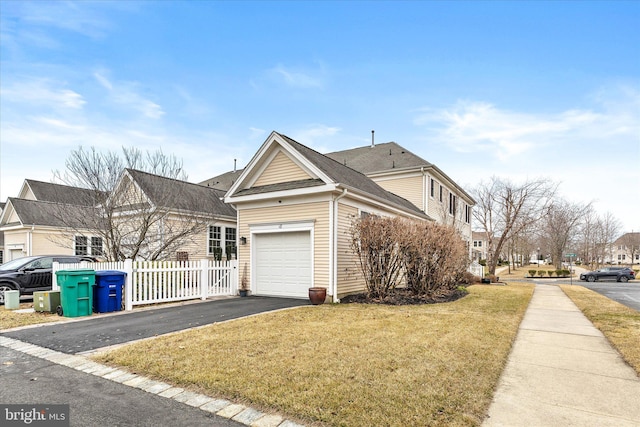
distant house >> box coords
[0,180,102,262]
[222,131,472,301]
[609,232,640,265]
[471,231,489,262]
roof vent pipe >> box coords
[233,159,237,173]
[371,130,375,147]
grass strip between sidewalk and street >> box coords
[93,284,533,427]
[560,284,640,376]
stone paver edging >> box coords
[0,336,305,427]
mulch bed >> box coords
[340,288,468,306]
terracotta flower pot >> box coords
[308,287,326,305]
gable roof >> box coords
[124,169,236,219]
[325,142,432,174]
[199,169,244,191]
[614,232,640,245]
[326,142,475,205]
[227,132,430,220]
[1,198,94,228]
[22,179,102,206]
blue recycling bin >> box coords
[93,270,126,313]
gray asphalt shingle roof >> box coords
[199,169,244,191]
[276,133,428,218]
[324,141,432,174]
[125,169,236,218]
[6,198,95,228]
[25,180,102,206]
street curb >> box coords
[0,336,306,427]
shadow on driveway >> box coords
[1,296,309,354]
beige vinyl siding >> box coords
[4,229,73,257]
[4,231,28,252]
[253,151,311,187]
[335,203,365,297]
[32,231,73,255]
[112,176,148,210]
[371,175,424,211]
[6,207,21,224]
[20,187,37,200]
[237,201,330,290]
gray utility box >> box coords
[33,290,61,313]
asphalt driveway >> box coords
[1,296,309,354]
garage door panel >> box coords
[254,231,311,298]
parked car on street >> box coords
[579,267,636,283]
[0,255,96,304]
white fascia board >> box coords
[275,135,334,183]
[0,200,15,226]
[227,183,338,205]
[0,223,26,232]
[225,132,335,203]
[232,192,332,210]
[225,131,280,200]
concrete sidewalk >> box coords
[483,284,640,426]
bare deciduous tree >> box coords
[50,146,221,261]
[472,176,558,275]
[541,200,592,269]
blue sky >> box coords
[1,1,639,232]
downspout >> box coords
[331,188,348,303]
[28,224,35,256]
[421,167,427,214]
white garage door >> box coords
[254,231,311,298]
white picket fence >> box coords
[469,261,484,278]
[52,259,238,311]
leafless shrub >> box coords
[350,216,470,299]
[400,221,469,295]
[349,216,405,299]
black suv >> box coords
[579,267,636,283]
[0,255,94,304]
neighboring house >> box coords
[0,180,102,262]
[224,131,436,302]
[324,141,475,250]
[609,232,640,265]
[471,231,489,262]
[110,169,237,261]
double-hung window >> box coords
[208,226,222,255]
[75,236,88,255]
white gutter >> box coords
[331,188,348,303]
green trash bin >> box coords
[55,269,95,317]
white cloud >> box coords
[93,71,165,119]
[269,64,323,89]
[1,79,86,109]
[415,86,640,162]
